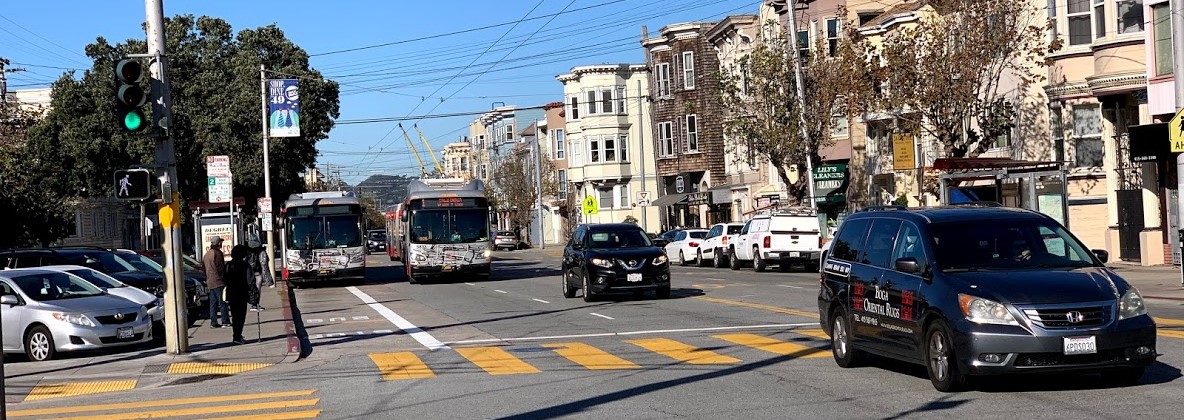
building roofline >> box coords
[706,14,759,43]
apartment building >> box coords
[442,141,471,180]
[535,101,571,243]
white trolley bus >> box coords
[279,191,366,284]
[394,178,492,283]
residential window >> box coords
[568,96,580,120]
[558,170,568,200]
[659,122,674,157]
[682,51,695,89]
[797,30,810,60]
[589,137,601,163]
[615,184,630,209]
[586,90,598,115]
[831,116,849,137]
[685,115,699,152]
[826,18,840,57]
[992,129,1013,149]
[604,135,616,162]
[481,164,488,179]
[1051,109,1065,162]
[618,134,629,162]
[571,140,583,166]
[554,129,565,159]
[598,187,614,209]
[657,63,671,97]
[601,88,614,114]
[1093,0,1105,39]
[1155,3,1173,75]
[1117,0,1144,34]
[1072,105,1103,168]
[616,87,626,113]
[1068,0,1091,45]
[1048,0,1058,42]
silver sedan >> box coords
[40,265,163,323]
[1,268,152,361]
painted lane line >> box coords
[778,285,805,289]
[352,316,371,321]
[329,317,346,322]
[532,298,551,304]
[347,286,449,350]
[306,319,323,324]
[374,329,394,334]
[589,312,615,320]
[704,278,728,281]
[441,323,817,345]
[495,290,509,294]
[464,283,476,286]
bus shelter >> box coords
[934,158,1070,229]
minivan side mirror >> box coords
[1091,249,1109,263]
[1,295,20,306]
[894,257,919,274]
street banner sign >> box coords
[209,176,232,203]
[636,191,651,206]
[582,195,599,215]
[1170,108,1184,153]
[114,168,152,201]
[268,79,301,137]
[258,197,273,213]
[206,155,230,178]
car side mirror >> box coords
[1091,249,1109,263]
[1,295,19,306]
[894,257,919,274]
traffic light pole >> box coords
[145,0,188,353]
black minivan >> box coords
[818,206,1157,391]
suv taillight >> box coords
[763,236,771,248]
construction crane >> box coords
[398,123,429,177]
[413,124,445,175]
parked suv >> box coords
[562,223,671,302]
[702,222,744,268]
[494,231,521,251]
[730,209,822,272]
[817,206,1157,391]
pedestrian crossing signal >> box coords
[114,169,153,201]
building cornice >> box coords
[1043,81,1091,100]
[1085,71,1147,96]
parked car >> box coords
[494,231,521,251]
[818,205,1157,391]
[0,268,152,361]
[664,229,709,266]
[652,230,681,248]
[701,223,745,268]
[367,229,387,254]
[40,265,163,324]
[562,223,671,302]
[730,209,823,272]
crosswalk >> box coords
[8,389,322,419]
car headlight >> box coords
[653,255,669,265]
[591,258,614,268]
[1119,288,1148,320]
[53,313,96,327]
[958,294,1019,326]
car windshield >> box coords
[688,231,707,239]
[587,229,653,249]
[117,253,163,272]
[66,269,125,288]
[368,231,386,240]
[11,272,104,301]
[930,219,1096,271]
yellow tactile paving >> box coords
[692,296,820,319]
[455,346,542,375]
[167,362,272,375]
[713,333,829,359]
[542,342,641,370]
[369,352,436,380]
[24,380,138,402]
[626,338,741,365]
[793,329,831,340]
[8,390,317,418]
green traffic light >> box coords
[123,110,145,131]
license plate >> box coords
[443,265,455,272]
[627,273,642,282]
[1063,336,1097,355]
[117,327,134,339]
[789,251,800,258]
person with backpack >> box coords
[246,240,267,311]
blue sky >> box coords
[2,0,760,184]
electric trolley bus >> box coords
[391,178,492,283]
[279,191,366,284]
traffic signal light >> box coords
[114,168,153,200]
[114,59,147,133]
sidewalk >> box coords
[3,279,307,404]
[1107,263,1184,301]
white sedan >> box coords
[664,229,708,266]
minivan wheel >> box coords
[25,325,55,362]
[925,320,970,392]
[582,272,596,302]
[713,249,724,268]
[753,248,766,272]
[831,310,864,368]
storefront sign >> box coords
[893,133,915,170]
[813,164,848,204]
[1128,122,1170,163]
[686,192,711,206]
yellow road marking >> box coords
[201,409,323,420]
[168,362,272,375]
[369,352,436,380]
[455,347,541,375]
[794,329,831,340]
[713,333,829,359]
[693,296,819,319]
[24,380,137,402]
[1156,317,1184,327]
[1158,329,1184,339]
[21,399,319,420]
[542,342,640,370]
[626,338,741,365]
[8,390,316,417]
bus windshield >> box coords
[288,215,363,249]
[409,209,489,244]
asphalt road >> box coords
[18,249,1184,419]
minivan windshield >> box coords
[930,219,1096,271]
[587,229,653,248]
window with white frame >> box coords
[553,129,565,159]
[618,134,629,162]
[1155,3,1173,75]
[601,88,614,114]
[1093,0,1105,39]
[682,51,695,89]
[1117,0,1143,34]
[656,63,671,97]
[1068,0,1091,45]
[589,136,601,163]
[831,116,849,137]
[604,135,616,162]
[598,187,613,208]
[558,170,567,200]
[826,18,840,57]
[571,139,583,165]
[797,30,810,60]
[584,135,629,163]
[685,115,699,152]
[1048,0,1058,42]
[615,184,630,209]
[568,95,580,120]
[586,90,598,115]
[1050,109,1065,162]
[659,122,674,157]
[481,164,488,179]
[616,86,626,114]
[1072,105,1103,168]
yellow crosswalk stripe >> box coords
[1156,317,1184,327]
[1158,329,1184,339]
[713,333,829,359]
[626,338,741,364]
[793,329,831,340]
[369,352,436,380]
[542,342,640,370]
[201,409,323,420]
[25,380,137,401]
[7,390,316,418]
[455,346,541,375]
[24,399,319,420]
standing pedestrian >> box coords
[202,237,229,329]
[224,244,252,344]
[246,240,267,311]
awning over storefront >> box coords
[650,192,690,207]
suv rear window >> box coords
[830,219,870,262]
[496,231,516,237]
[727,225,743,235]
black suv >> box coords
[817,206,1156,391]
[0,247,208,312]
[562,223,671,301]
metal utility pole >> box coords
[636,79,649,232]
[786,1,817,209]
[534,120,545,249]
[260,65,277,280]
[1173,0,1184,285]
[146,0,188,353]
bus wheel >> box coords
[406,265,419,284]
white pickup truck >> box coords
[729,210,823,272]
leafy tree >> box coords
[358,194,387,231]
[25,15,340,217]
[491,147,558,245]
[0,88,73,247]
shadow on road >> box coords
[851,355,1181,392]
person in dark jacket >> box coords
[202,237,229,329]
[246,241,265,311]
[225,244,252,344]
